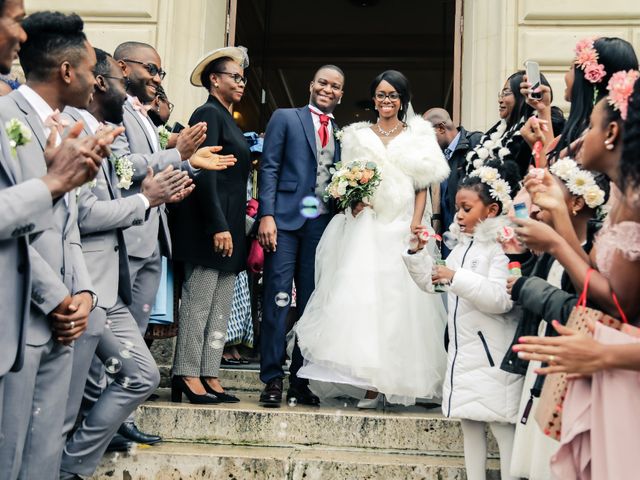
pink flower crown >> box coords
[606,69,640,120]
[574,37,607,84]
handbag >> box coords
[535,268,628,440]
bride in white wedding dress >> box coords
[295,71,451,406]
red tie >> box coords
[311,110,330,148]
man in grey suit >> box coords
[0,12,125,480]
[112,41,210,337]
[59,48,199,478]
[0,0,107,447]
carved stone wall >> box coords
[461,0,640,131]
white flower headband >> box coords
[549,158,606,209]
[469,166,512,213]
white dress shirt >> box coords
[127,95,160,152]
[18,84,68,203]
[308,104,334,135]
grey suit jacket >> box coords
[63,107,147,312]
[111,102,185,259]
[0,91,93,347]
[0,125,53,374]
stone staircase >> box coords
[91,367,501,480]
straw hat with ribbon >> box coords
[190,46,249,87]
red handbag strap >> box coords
[578,268,628,323]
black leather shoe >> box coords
[118,422,162,445]
[200,378,240,403]
[287,384,320,406]
[259,378,283,407]
[106,433,133,452]
[221,357,241,366]
[59,472,83,480]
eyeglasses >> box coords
[374,92,401,101]
[122,59,166,80]
[214,71,247,85]
[498,89,513,99]
[100,74,130,89]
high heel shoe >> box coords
[201,377,240,403]
[357,392,382,409]
[171,376,221,404]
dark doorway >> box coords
[233,0,457,133]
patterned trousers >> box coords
[172,265,236,377]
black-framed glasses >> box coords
[122,59,166,80]
[374,91,400,101]
[214,71,247,85]
[100,74,130,89]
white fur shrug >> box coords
[340,116,449,221]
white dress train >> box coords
[295,117,450,406]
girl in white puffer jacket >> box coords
[403,159,523,480]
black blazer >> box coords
[169,95,251,273]
[442,126,482,228]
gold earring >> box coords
[572,209,578,216]
[214,83,219,88]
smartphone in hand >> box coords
[524,60,542,100]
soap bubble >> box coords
[142,304,151,313]
[119,349,132,359]
[274,292,290,308]
[288,397,297,407]
[33,407,41,416]
[299,196,321,219]
[122,376,131,389]
[443,231,458,250]
[105,357,122,375]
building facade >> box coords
[27,0,640,132]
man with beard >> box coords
[0,0,110,448]
[109,41,236,443]
[59,48,197,472]
[0,11,122,480]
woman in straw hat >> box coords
[169,47,251,404]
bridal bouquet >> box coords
[325,160,381,210]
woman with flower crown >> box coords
[504,159,610,480]
[512,69,640,480]
[294,70,450,407]
[520,36,637,163]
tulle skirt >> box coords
[295,207,448,405]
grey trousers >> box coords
[0,339,73,480]
[172,265,236,377]
[61,307,107,440]
[128,246,162,335]
[60,298,160,476]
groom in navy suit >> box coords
[258,65,344,407]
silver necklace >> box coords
[376,121,402,137]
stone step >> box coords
[92,442,500,480]
[158,364,287,391]
[138,391,498,456]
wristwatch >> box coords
[78,290,99,311]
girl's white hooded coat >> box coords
[403,216,523,423]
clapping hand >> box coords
[189,145,237,171]
[141,165,194,207]
[176,122,207,160]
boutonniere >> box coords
[110,154,134,189]
[333,128,344,143]
[158,125,170,150]
[5,118,32,156]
